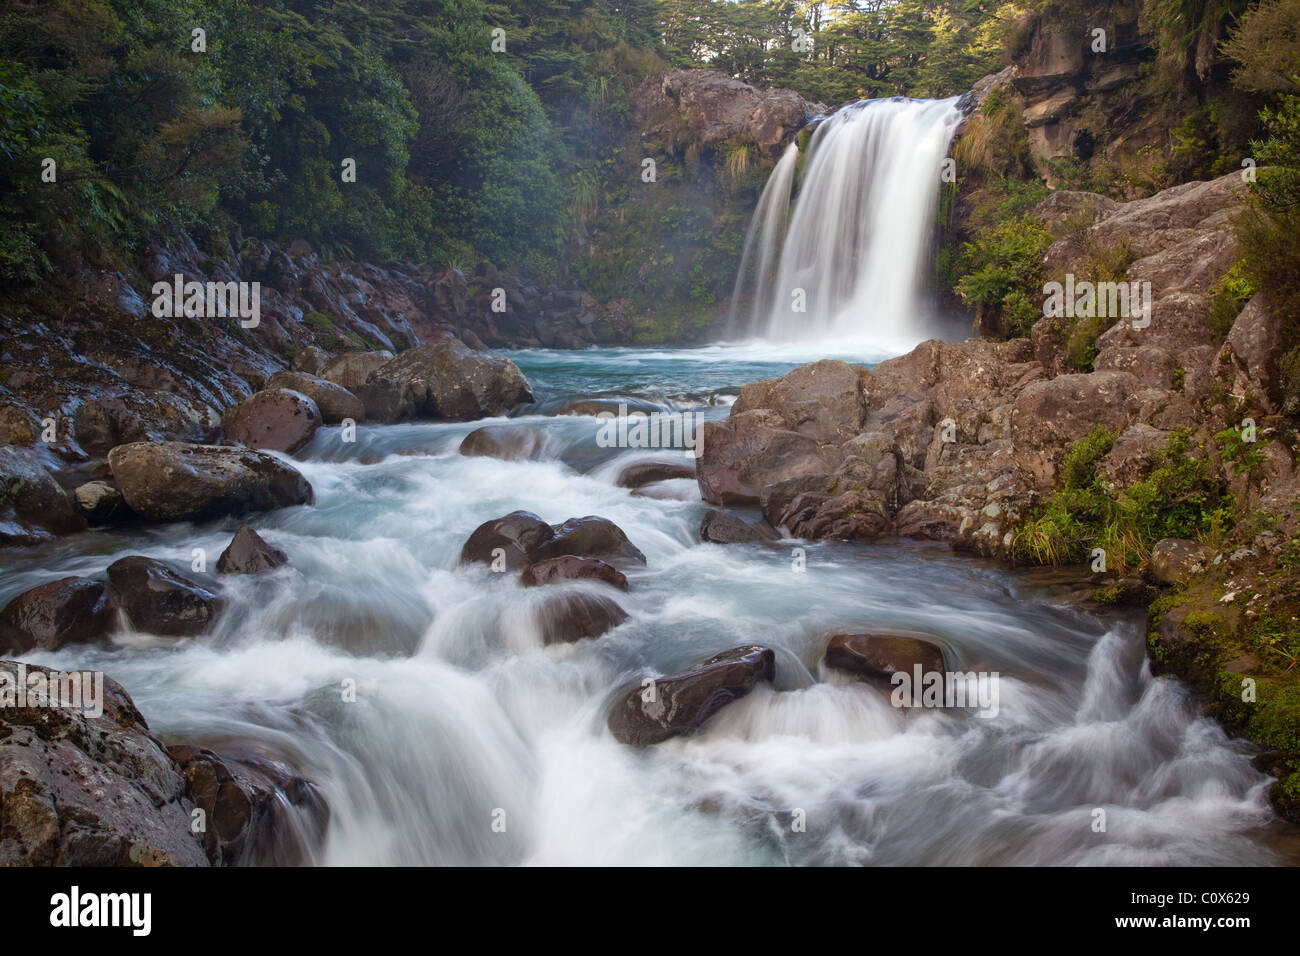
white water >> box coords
[730,97,964,351]
[4,347,1292,866]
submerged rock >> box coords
[0,662,210,866]
[461,512,646,569]
[537,592,628,645]
[617,461,696,488]
[0,577,115,653]
[520,555,628,591]
[459,425,543,461]
[699,509,772,543]
[607,645,776,746]
[217,525,288,575]
[221,387,321,453]
[168,745,329,866]
[107,556,224,637]
[531,516,647,566]
[821,633,946,688]
[108,441,313,522]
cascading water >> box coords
[4,348,1295,866]
[731,97,964,349]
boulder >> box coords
[607,645,776,747]
[1148,538,1212,587]
[168,745,329,866]
[217,525,288,575]
[73,480,125,524]
[617,461,696,488]
[0,578,115,653]
[537,592,629,645]
[699,509,772,543]
[1010,371,1140,490]
[530,516,647,566]
[106,556,224,637]
[290,345,331,375]
[0,662,209,866]
[696,411,836,505]
[318,350,394,390]
[108,442,313,522]
[352,382,414,423]
[266,371,364,424]
[459,425,543,461]
[367,339,533,421]
[0,447,87,545]
[520,555,628,590]
[221,387,321,453]
[821,633,946,688]
[460,511,556,570]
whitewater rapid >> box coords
[3,346,1290,865]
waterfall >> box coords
[730,96,964,349]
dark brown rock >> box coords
[319,350,394,390]
[617,461,696,488]
[0,577,115,653]
[460,511,555,570]
[459,425,543,461]
[367,339,533,421]
[73,480,125,524]
[520,555,628,590]
[822,633,946,688]
[0,662,209,866]
[0,447,87,545]
[107,556,224,637]
[221,387,321,453]
[108,441,313,522]
[217,525,288,575]
[538,592,628,645]
[267,371,364,424]
[699,509,772,543]
[607,645,776,746]
[530,515,647,566]
[168,745,329,866]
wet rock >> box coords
[352,381,414,423]
[221,387,321,453]
[0,447,87,545]
[697,411,837,505]
[367,339,533,421]
[538,592,628,645]
[106,556,224,637]
[0,577,115,653]
[168,745,329,866]
[1148,538,1212,587]
[73,480,125,524]
[0,405,37,445]
[821,633,946,688]
[217,525,288,575]
[617,461,696,488]
[520,555,628,591]
[460,511,556,570]
[0,662,209,866]
[318,350,394,390]
[108,441,313,522]
[459,425,543,461]
[530,515,647,566]
[607,645,777,746]
[558,399,620,417]
[699,509,773,543]
[291,345,331,375]
[267,371,364,424]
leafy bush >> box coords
[953,214,1053,337]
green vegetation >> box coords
[952,214,1052,338]
[1014,426,1233,572]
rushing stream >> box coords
[5,345,1295,865]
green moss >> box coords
[303,311,336,331]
